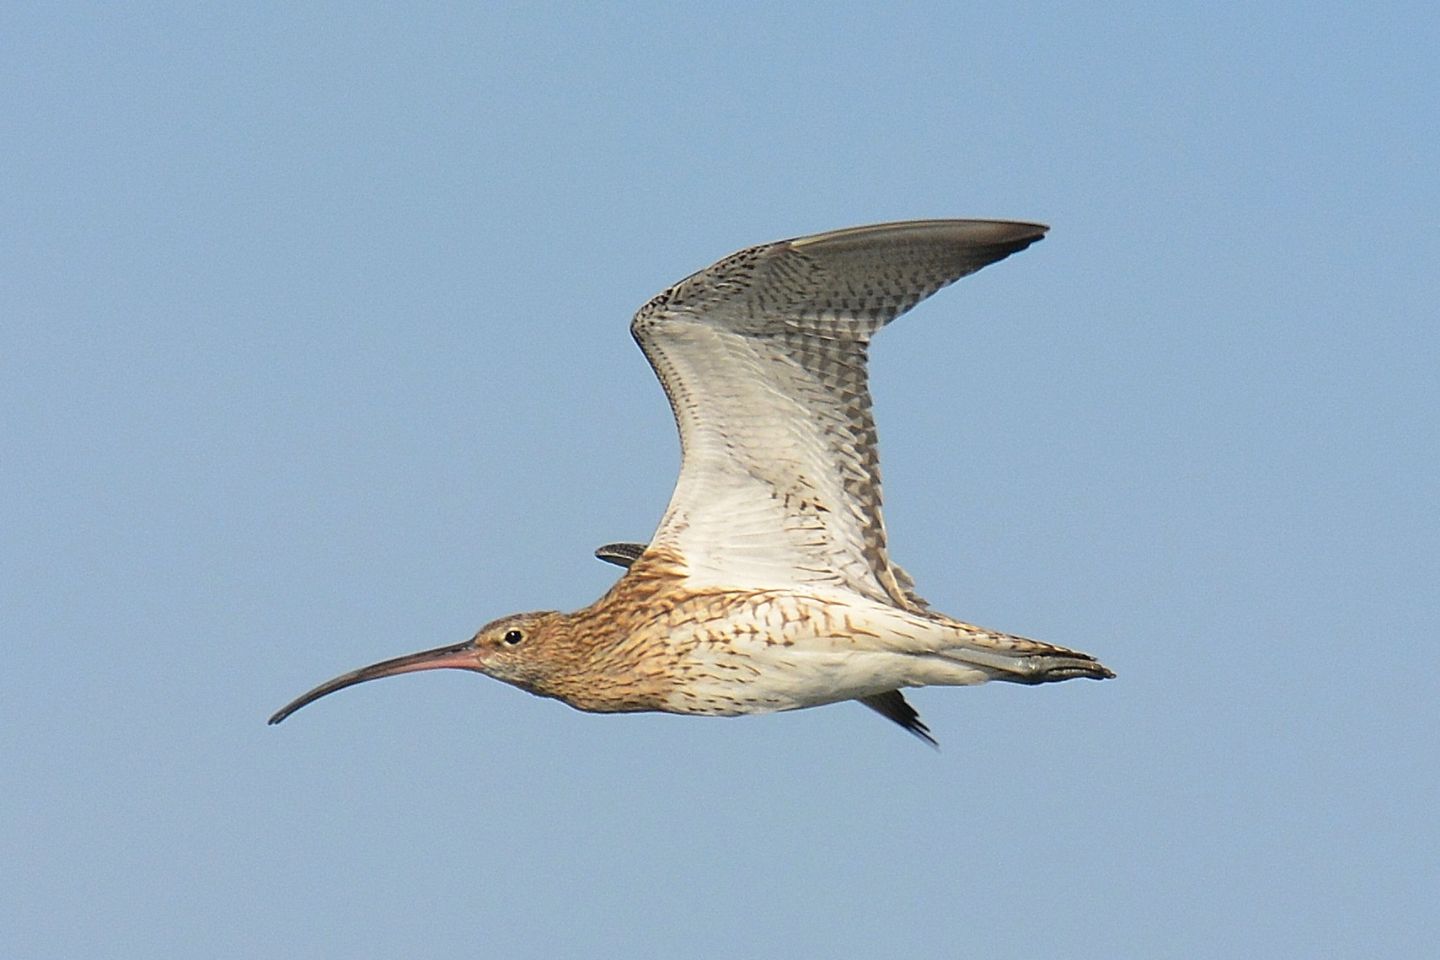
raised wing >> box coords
[631,219,1046,606]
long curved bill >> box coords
[268,639,480,725]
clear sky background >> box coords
[5,3,1437,957]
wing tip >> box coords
[595,542,647,568]
[789,217,1048,251]
[858,691,940,748]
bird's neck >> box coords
[542,548,693,713]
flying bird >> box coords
[269,220,1112,744]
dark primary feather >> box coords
[858,691,937,747]
[595,542,648,568]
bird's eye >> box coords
[502,629,524,645]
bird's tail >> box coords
[935,620,1114,685]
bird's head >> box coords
[267,610,568,724]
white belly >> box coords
[658,594,991,716]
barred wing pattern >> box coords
[631,220,1046,607]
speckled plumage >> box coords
[269,220,1112,744]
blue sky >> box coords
[5,3,1437,957]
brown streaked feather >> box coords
[593,539,938,743]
